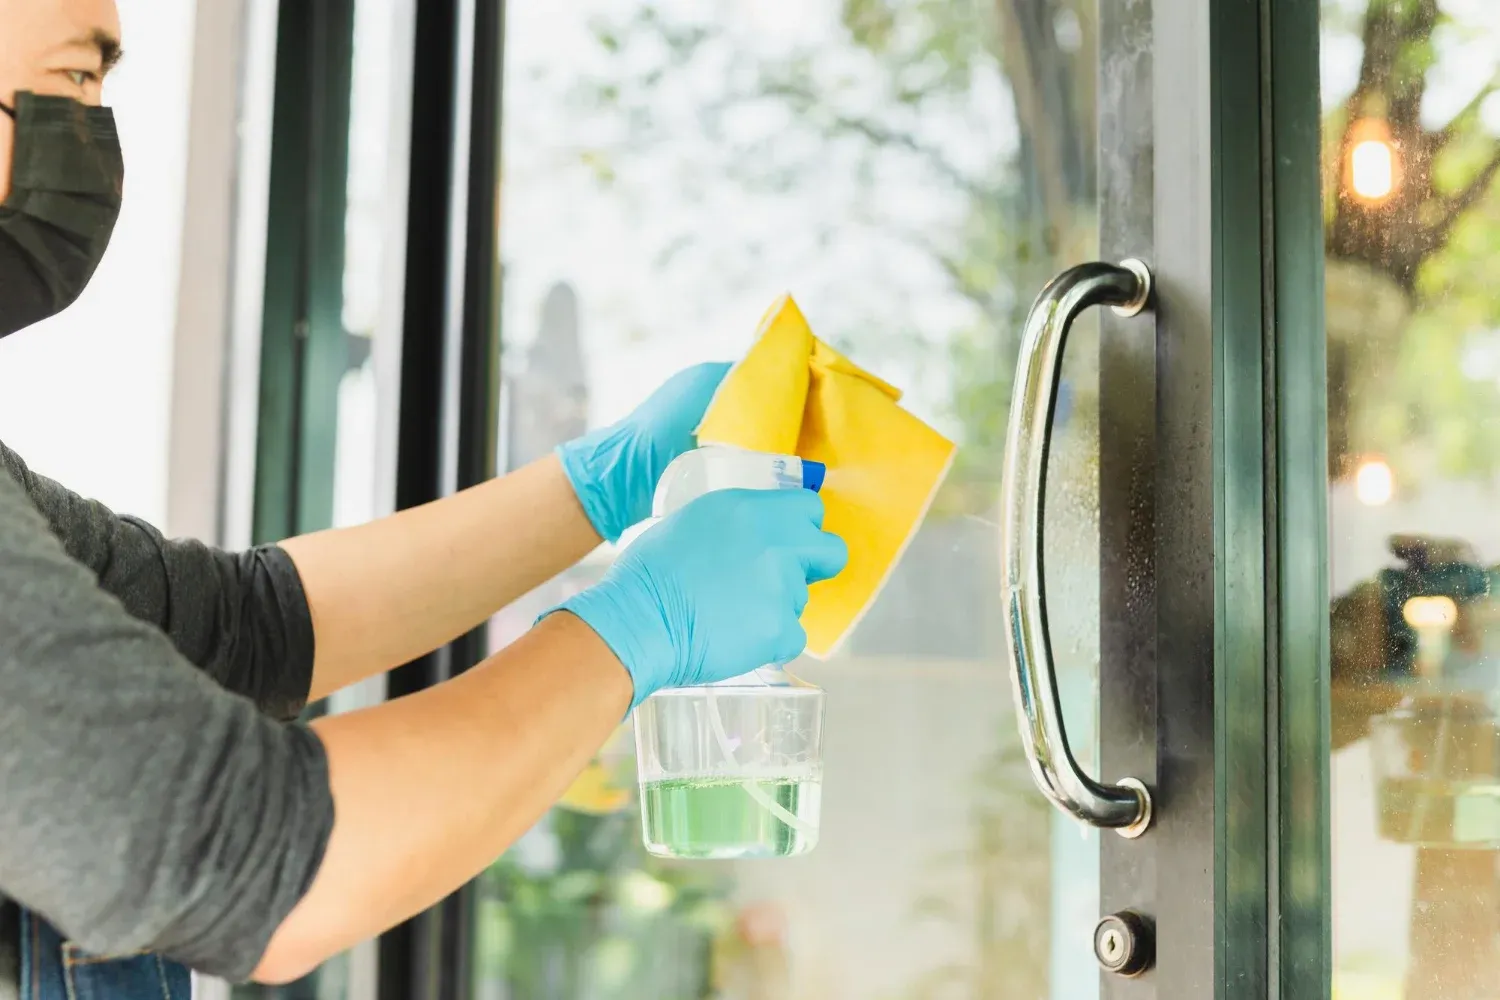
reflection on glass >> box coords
[1325,2,1500,998]
[479,3,1101,998]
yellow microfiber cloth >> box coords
[696,295,956,658]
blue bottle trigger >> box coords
[801,460,826,493]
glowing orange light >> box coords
[1345,119,1400,204]
[1355,458,1394,506]
[1403,596,1458,630]
[1351,140,1394,199]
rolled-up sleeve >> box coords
[0,442,314,720]
[0,461,333,980]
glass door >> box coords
[1318,1,1500,998]
[476,3,1107,997]
[454,0,1303,996]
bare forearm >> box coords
[280,455,601,702]
[253,612,630,983]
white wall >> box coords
[0,0,196,526]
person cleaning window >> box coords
[0,2,849,997]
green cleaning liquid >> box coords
[640,775,822,860]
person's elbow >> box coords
[252,948,322,987]
[250,895,345,985]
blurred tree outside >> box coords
[572,0,1098,509]
[1324,0,1500,483]
[552,0,1500,491]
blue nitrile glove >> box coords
[551,489,849,708]
[557,362,733,542]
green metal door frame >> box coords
[241,3,360,994]
[1216,0,1333,995]
[251,0,357,544]
[1267,0,1332,996]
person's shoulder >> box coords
[0,442,47,531]
[0,439,26,489]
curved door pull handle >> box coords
[999,259,1154,837]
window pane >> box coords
[480,3,1102,998]
[1324,2,1500,997]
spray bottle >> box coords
[631,445,827,859]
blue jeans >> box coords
[19,907,191,1000]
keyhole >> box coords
[1094,911,1153,978]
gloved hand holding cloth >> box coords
[552,295,955,706]
[694,295,956,658]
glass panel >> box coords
[1323,2,1500,997]
[478,3,1103,997]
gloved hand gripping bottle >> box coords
[632,445,828,860]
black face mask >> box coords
[0,91,124,338]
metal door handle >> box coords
[999,259,1154,837]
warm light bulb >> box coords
[1351,139,1395,200]
[1403,595,1458,630]
[1355,458,1394,505]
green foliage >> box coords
[837,0,994,93]
[569,1,1095,506]
[476,806,732,999]
[1395,200,1500,479]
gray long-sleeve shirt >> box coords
[0,440,334,986]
